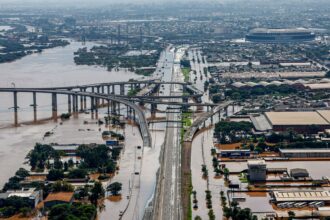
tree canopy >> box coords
[48,203,96,220]
[77,145,110,169]
[107,182,122,196]
[215,121,253,134]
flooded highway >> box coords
[0,40,166,220]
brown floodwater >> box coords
[0,42,173,219]
[191,128,224,220]
[0,40,141,127]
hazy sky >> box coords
[0,0,228,5]
[0,0,327,9]
[0,0,228,9]
[0,0,208,3]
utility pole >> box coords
[140,26,143,48]
[126,23,129,45]
[117,25,121,44]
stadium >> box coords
[246,28,315,43]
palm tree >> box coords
[224,168,230,180]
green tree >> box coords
[3,176,21,191]
[63,162,68,171]
[29,144,55,170]
[208,209,215,220]
[68,159,74,168]
[52,181,74,192]
[48,203,96,220]
[0,206,16,217]
[76,185,89,200]
[223,168,230,180]
[223,206,232,219]
[105,161,116,173]
[89,182,105,205]
[15,168,29,178]
[53,158,63,170]
[47,169,64,181]
[19,207,32,217]
[107,182,122,196]
[67,169,87,179]
[77,145,110,169]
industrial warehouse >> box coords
[230,78,330,89]
[272,190,330,204]
[249,110,330,133]
[280,148,330,158]
[245,28,316,43]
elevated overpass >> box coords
[0,88,152,148]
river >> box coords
[0,40,142,126]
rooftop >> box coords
[250,114,272,131]
[220,149,250,152]
[247,159,266,166]
[52,145,79,151]
[6,188,39,199]
[306,83,330,90]
[44,192,74,203]
[273,190,330,202]
[317,110,330,123]
[280,148,330,153]
[265,111,329,126]
[290,168,309,175]
[250,28,312,34]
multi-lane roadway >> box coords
[152,47,186,220]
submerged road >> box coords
[152,47,185,220]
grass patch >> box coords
[187,174,193,220]
[127,88,141,96]
[182,111,192,128]
[239,173,248,183]
[181,67,191,82]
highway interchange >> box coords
[0,45,229,220]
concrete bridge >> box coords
[183,101,234,142]
[11,79,197,100]
[0,88,152,148]
[18,79,189,91]
[0,80,204,148]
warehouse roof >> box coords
[220,149,250,153]
[290,168,309,177]
[52,145,79,151]
[247,159,266,166]
[265,111,329,126]
[305,83,330,90]
[280,148,330,153]
[273,190,330,202]
[317,110,330,123]
[45,192,74,203]
[250,28,312,34]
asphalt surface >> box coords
[152,47,185,220]
[184,100,233,142]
